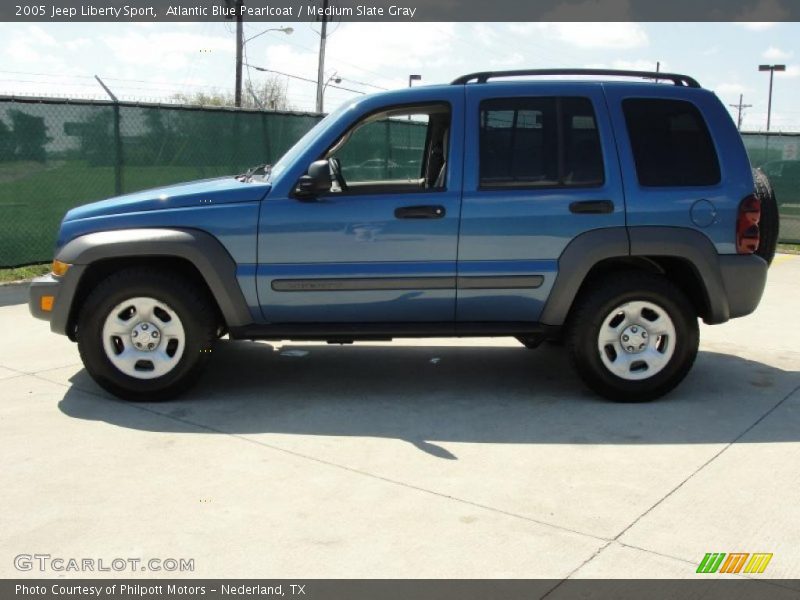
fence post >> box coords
[95,76,123,194]
[261,111,270,163]
[113,103,123,195]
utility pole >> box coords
[759,64,786,131]
[234,1,244,107]
[224,0,245,107]
[315,0,329,113]
[729,94,752,131]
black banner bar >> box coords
[5,580,800,600]
[5,0,800,22]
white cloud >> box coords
[489,53,525,68]
[611,59,667,72]
[471,23,498,47]
[100,31,231,71]
[259,23,457,93]
[777,65,800,78]
[512,23,648,50]
[4,26,59,64]
[763,46,792,60]
[327,23,456,72]
[64,38,93,51]
[737,22,778,31]
[714,82,750,96]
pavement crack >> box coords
[540,541,613,598]
[611,382,800,544]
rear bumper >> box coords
[719,254,768,320]
[28,266,85,337]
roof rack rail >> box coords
[451,69,701,88]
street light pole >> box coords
[320,72,341,113]
[235,25,293,108]
[315,0,329,113]
[759,64,786,131]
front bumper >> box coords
[28,265,86,337]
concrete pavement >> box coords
[1,255,798,580]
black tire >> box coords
[76,267,218,401]
[752,167,779,265]
[567,271,699,402]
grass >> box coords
[0,263,50,283]
[778,243,800,255]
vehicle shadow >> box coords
[58,340,800,457]
[0,283,29,308]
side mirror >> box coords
[295,160,332,199]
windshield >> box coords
[269,101,355,182]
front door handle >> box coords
[395,205,446,219]
[569,200,615,214]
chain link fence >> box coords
[1,97,798,267]
[741,132,800,244]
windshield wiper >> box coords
[236,163,272,182]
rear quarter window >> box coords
[623,98,720,187]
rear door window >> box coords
[623,98,720,187]
[479,96,604,189]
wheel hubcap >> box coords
[101,297,185,380]
[131,321,161,351]
[597,300,676,381]
[619,324,648,354]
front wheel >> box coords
[76,267,218,401]
[567,272,699,402]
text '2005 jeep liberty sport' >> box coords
[29,69,779,402]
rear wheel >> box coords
[567,272,699,402]
[753,167,779,265]
[77,267,218,401]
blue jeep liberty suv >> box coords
[29,69,779,402]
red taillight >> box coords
[736,194,761,254]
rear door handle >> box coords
[569,200,615,214]
[395,205,446,219]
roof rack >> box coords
[451,69,701,88]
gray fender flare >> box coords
[55,228,253,332]
[540,228,630,326]
[541,226,730,327]
[627,226,730,324]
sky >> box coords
[0,21,798,131]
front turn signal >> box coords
[40,296,55,312]
[51,260,71,277]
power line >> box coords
[245,64,366,95]
[339,77,388,90]
[729,94,752,131]
[0,69,230,92]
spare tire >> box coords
[752,167,779,265]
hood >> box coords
[63,176,271,222]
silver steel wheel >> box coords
[597,300,676,381]
[101,296,186,380]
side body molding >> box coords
[539,228,630,326]
[55,228,253,331]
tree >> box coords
[8,110,51,162]
[172,75,292,111]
